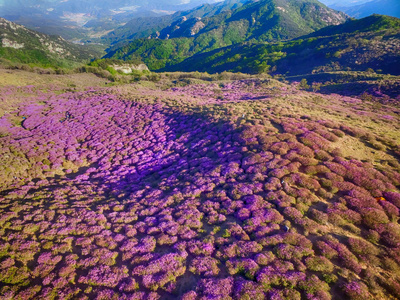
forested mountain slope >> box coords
[104,0,348,70]
[165,14,400,75]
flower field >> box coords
[0,71,400,299]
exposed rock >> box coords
[2,38,24,49]
[111,63,149,73]
[190,21,205,36]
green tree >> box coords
[299,78,310,90]
[312,82,321,92]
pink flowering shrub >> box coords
[189,256,220,277]
[226,258,259,280]
[233,278,265,299]
[305,256,334,273]
[78,264,128,288]
[197,277,234,299]
[343,281,372,300]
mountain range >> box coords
[0,0,399,79]
[331,0,400,19]
[164,14,400,75]
[0,0,399,45]
[104,0,348,70]
[0,0,224,41]
[100,0,249,48]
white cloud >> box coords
[119,6,140,11]
[152,10,175,15]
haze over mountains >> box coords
[314,0,400,18]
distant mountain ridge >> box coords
[318,0,371,7]
[0,17,99,68]
[105,0,348,70]
[330,0,400,19]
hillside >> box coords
[166,14,400,75]
[0,69,400,299]
[104,0,348,70]
[0,18,100,69]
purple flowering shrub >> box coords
[0,78,399,299]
